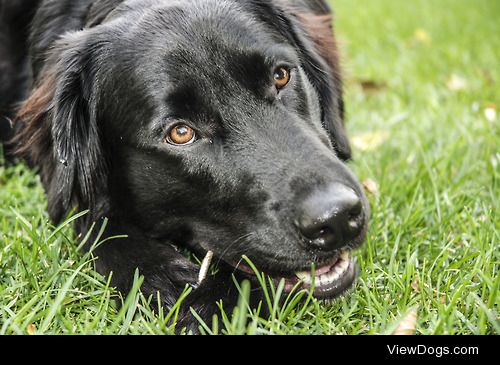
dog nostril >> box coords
[298,226,336,251]
[296,183,364,251]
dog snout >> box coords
[295,183,365,252]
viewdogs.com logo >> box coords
[387,345,479,358]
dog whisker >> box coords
[214,232,254,268]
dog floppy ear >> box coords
[295,11,351,161]
[17,32,107,223]
[273,0,352,160]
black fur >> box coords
[0,0,40,161]
[1,0,369,330]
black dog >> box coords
[1,0,369,329]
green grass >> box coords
[1,0,499,334]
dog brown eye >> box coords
[167,124,196,145]
[273,67,290,89]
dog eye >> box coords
[166,124,196,146]
[273,66,291,89]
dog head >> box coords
[18,0,369,298]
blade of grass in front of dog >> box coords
[278,287,307,321]
[219,277,253,334]
[38,261,90,333]
[189,307,213,335]
[216,301,234,334]
[77,221,97,251]
[234,279,251,334]
[239,255,320,332]
[85,218,129,253]
[46,210,89,242]
[166,284,193,331]
[230,275,259,315]
[294,264,317,321]
[241,255,274,313]
[266,278,286,322]
[108,269,144,334]
[85,274,115,332]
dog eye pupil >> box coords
[273,67,290,89]
[167,124,196,145]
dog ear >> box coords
[17,32,107,223]
[294,11,351,161]
[271,1,352,160]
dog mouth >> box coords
[198,249,357,300]
[291,250,357,299]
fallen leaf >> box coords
[414,28,432,44]
[362,179,379,196]
[352,131,390,151]
[357,79,388,93]
[27,324,37,335]
[446,74,468,91]
[411,277,420,293]
[484,105,497,122]
[480,68,495,86]
[392,306,419,335]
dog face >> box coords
[20,0,369,299]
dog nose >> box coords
[296,183,364,251]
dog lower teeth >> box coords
[295,251,351,287]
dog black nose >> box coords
[296,183,364,251]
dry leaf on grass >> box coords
[446,74,468,92]
[391,306,419,335]
[440,295,447,304]
[484,105,497,122]
[357,79,388,93]
[414,28,432,44]
[362,179,379,196]
[352,131,390,151]
[411,277,420,293]
[27,323,37,335]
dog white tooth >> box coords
[329,269,341,282]
[317,275,326,287]
[336,261,348,275]
[337,260,349,272]
[320,274,330,285]
[335,267,345,278]
[197,250,214,284]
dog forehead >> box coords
[139,3,292,114]
[96,0,297,128]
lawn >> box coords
[0,0,499,335]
